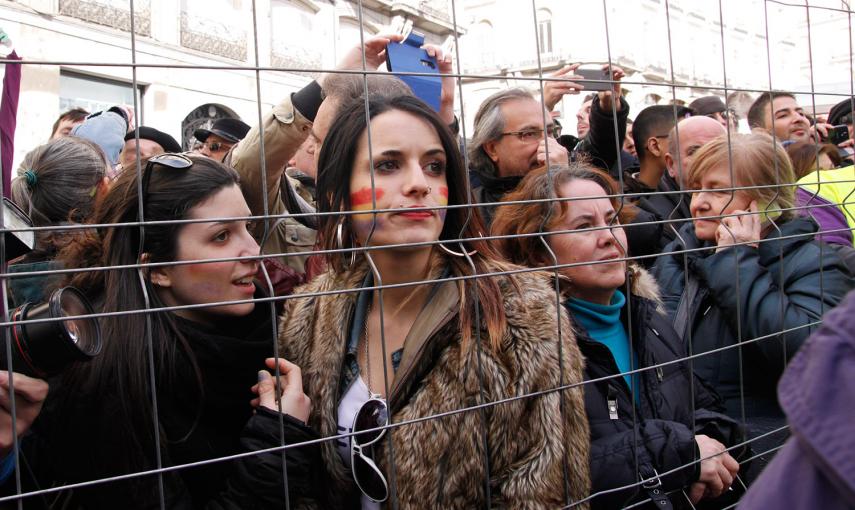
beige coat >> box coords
[279,261,591,509]
[226,94,316,272]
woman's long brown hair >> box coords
[491,163,635,268]
[315,94,508,350]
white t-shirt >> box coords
[337,376,381,510]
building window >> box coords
[537,9,552,54]
[59,71,143,121]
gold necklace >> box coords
[362,303,374,394]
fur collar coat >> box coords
[278,260,590,509]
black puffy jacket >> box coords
[3,294,324,509]
[625,173,692,266]
[653,217,852,481]
[574,268,744,510]
[653,217,852,419]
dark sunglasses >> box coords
[351,397,389,503]
[140,153,193,211]
[197,141,232,152]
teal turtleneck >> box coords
[567,290,637,390]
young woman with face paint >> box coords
[2,155,320,508]
[278,94,591,508]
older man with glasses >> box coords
[469,66,628,225]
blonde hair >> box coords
[688,133,795,220]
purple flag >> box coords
[1,50,21,198]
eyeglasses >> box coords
[195,141,233,152]
[140,153,193,212]
[706,109,736,120]
[350,396,389,503]
[500,125,562,142]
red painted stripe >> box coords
[350,187,384,207]
[438,186,449,205]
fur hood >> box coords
[278,260,590,509]
[627,263,665,314]
[558,263,664,313]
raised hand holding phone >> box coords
[421,43,455,124]
[385,31,442,112]
[542,64,584,111]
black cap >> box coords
[689,96,727,116]
[124,126,182,153]
[193,118,251,144]
[827,98,855,126]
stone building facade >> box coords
[0,0,458,167]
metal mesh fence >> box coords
[0,0,852,508]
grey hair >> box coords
[12,136,108,248]
[468,88,536,173]
[320,73,414,104]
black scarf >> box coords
[472,165,524,197]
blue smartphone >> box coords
[385,31,442,112]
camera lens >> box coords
[4,287,102,378]
[56,288,99,355]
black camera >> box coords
[3,287,102,378]
[827,124,850,146]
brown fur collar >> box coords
[556,263,664,313]
[627,264,664,312]
[279,260,590,509]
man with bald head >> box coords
[626,116,726,262]
[664,115,728,190]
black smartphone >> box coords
[827,124,849,145]
[575,68,612,92]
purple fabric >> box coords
[1,50,21,199]
[739,290,855,509]
[795,187,852,246]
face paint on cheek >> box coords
[437,187,449,206]
[351,215,386,243]
[436,186,449,223]
[350,187,386,222]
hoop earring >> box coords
[438,241,478,258]
[336,220,357,267]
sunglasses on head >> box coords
[140,153,193,212]
[351,396,389,503]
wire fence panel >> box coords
[0,0,852,508]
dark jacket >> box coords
[6,250,61,307]
[738,289,855,510]
[626,173,692,264]
[652,217,853,422]
[567,94,630,177]
[471,95,629,225]
[574,268,743,510]
[4,290,322,509]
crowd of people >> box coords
[0,30,854,510]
